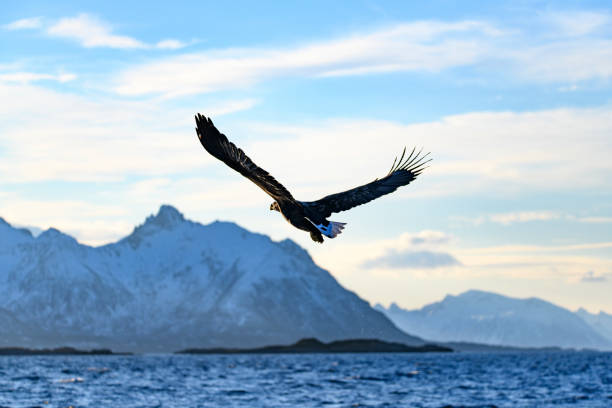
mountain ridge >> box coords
[0,205,423,352]
[376,290,612,350]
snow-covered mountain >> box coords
[375,290,611,350]
[575,308,612,344]
[0,205,423,352]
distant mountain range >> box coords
[575,308,612,344]
[0,205,422,352]
[3,206,610,352]
[376,290,612,350]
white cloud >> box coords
[361,231,461,270]
[453,243,612,284]
[3,17,42,30]
[241,108,612,199]
[505,10,612,82]
[111,15,612,97]
[47,14,147,49]
[401,230,453,246]
[0,82,256,183]
[545,11,611,37]
[578,217,612,224]
[42,14,187,51]
[8,14,612,90]
[489,211,562,225]
[156,39,187,50]
[510,39,612,82]
[581,270,608,283]
[202,99,259,116]
[459,241,612,255]
[362,249,460,269]
[2,78,610,198]
[7,14,189,51]
[0,72,76,83]
[454,212,612,226]
[312,229,460,279]
[311,227,612,285]
[558,84,579,92]
[113,21,496,97]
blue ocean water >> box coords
[1,352,611,407]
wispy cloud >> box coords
[310,229,462,284]
[453,212,612,226]
[18,13,188,50]
[402,230,453,246]
[581,270,608,283]
[505,10,612,82]
[7,12,612,93]
[244,108,612,198]
[544,10,611,37]
[362,249,461,269]
[315,228,612,284]
[9,13,612,94]
[2,76,610,198]
[3,17,42,30]
[511,39,612,83]
[0,82,256,183]
[451,244,612,282]
[577,216,612,224]
[111,12,612,97]
[488,211,562,225]
[0,72,76,83]
[200,99,259,116]
[47,14,147,49]
[113,21,496,97]
[460,242,612,255]
[155,39,187,50]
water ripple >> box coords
[0,352,610,407]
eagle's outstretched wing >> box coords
[301,147,431,218]
[195,114,295,201]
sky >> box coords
[1,0,611,313]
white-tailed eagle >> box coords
[195,114,430,243]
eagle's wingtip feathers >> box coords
[387,146,432,177]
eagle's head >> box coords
[270,202,280,212]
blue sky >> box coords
[1,0,611,312]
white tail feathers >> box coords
[316,221,347,238]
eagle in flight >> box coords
[195,114,430,243]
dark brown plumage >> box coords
[195,113,430,243]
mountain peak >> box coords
[461,289,498,297]
[123,205,187,248]
[0,217,34,243]
[37,227,77,245]
[389,302,402,312]
[146,205,185,229]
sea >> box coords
[1,351,611,407]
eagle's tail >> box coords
[317,221,346,238]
